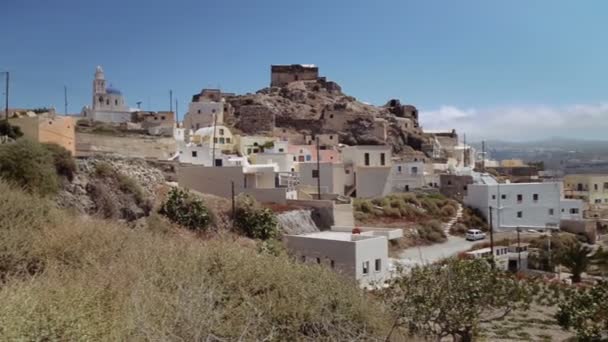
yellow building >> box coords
[564,174,608,205]
[10,113,76,155]
[500,159,526,167]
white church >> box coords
[81,66,136,123]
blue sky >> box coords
[3,0,608,140]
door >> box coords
[214,159,223,167]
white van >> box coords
[465,229,486,241]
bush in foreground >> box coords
[0,181,392,340]
[0,139,59,196]
[235,194,279,240]
[160,187,212,231]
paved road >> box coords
[398,236,479,266]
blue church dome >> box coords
[106,86,122,95]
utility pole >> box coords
[517,227,521,272]
[489,206,495,268]
[211,111,218,166]
[481,140,486,172]
[4,72,9,122]
[316,136,321,200]
[175,99,178,121]
[231,181,235,220]
[64,86,68,115]
[463,133,467,167]
[169,90,173,112]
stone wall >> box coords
[440,174,474,200]
[271,65,319,87]
[76,132,176,160]
[235,105,276,134]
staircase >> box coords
[443,203,463,237]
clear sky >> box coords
[3,0,608,141]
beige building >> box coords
[11,113,76,155]
[342,145,392,198]
[297,162,351,196]
[564,174,608,205]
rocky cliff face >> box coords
[225,78,430,156]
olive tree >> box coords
[384,259,538,341]
[556,281,608,341]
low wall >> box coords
[76,132,176,160]
[287,199,335,229]
[178,165,288,204]
[560,219,597,244]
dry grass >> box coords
[0,181,395,340]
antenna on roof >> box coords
[64,86,68,115]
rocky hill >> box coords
[224,78,430,156]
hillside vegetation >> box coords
[0,181,394,340]
[354,193,458,245]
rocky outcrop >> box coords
[226,77,431,156]
[56,156,166,221]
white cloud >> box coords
[420,103,608,141]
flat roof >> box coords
[291,231,377,242]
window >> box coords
[412,166,418,175]
[570,208,580,214]
[501,194,507,200]
[212,109,216,113]
[312,170,319,178]
[329,135,333,140]
[492,195,496,200]
[213,137,218,143]
[604,183,608,189]
[596,199,602,204]
[329,114,334,119]
[533,194,539,201]
[330,260,335,269]
[447,180,452,186]
[226,138,231,143]
[247,148,252,154]
[517,211,523,218]
[364,153,370,166]
[316,257,321,264]
[191,151,197,158]
[380,153,386,166]
[98,96,103,103]
[463,185,468,191]
[219,137,225,144]
[154,117,158,120]
[561,208,565,212]
[549,208,554,215]
[397,166,402,173]
[114,99,118,106]
[197,110,201,114]
[219,129,224,135]
[345,170,351,174]
[375,259,381,272]
[595,184,599,190]
[306,155,312,161]
[293,156,296,161]
[362,261,369,275]
[517,194,523,203]
[161,116,166,120]
[279,148,284,152]
[106,99,109,105]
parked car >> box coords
[465,229,486,241]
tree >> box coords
[234,194,279,240]
[559,242,592,283]
[0,139,59,196]
[384,259,537,341]
[556,281,608,341]
[160,187,212,231]
[0,121,23,140]
[592,247,608,277]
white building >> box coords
[183,89,227,130]
[81,66,135,123]
[560,199,584,220]
[285,231,389,288]
[466,244,529,272]
[389,160,430,192]
[464,181,563,231]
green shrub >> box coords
[235,194,279,240]
[417,220,446,243]
[43,143,76,181]
[440,204,456,218]
[160,187,212,231]
[0,139,59,196]
[359,200,374,213]
[116,172,146,205]
[0,121,23,139]
[384,207,402,218]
